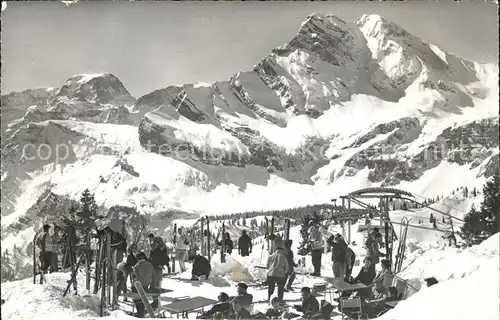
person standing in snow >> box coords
[223,232,234,255]
[117,245,138,299]
[266,239,289,300]
[238,230,252,257]
[50,225,62,273]
[345,245,356,279]
[131,252,160,318]
[308,222,324,277]
[175,227,189,272]
[365,228,384,265]
[284,239,298,292]
[327,233,348,278]
[149,234,170,290]
[36,224,55,275]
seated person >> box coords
[198,292,231,319]
[369,259,393,300]
[265,295,288,318]
[231,282,253,307]
[293,287,319,318]
[339,257,376,300]
[189,254,211,280]
[131,252,161,318]
[362,286,399,318]
[309,300,335,320]
[231,299,252,320]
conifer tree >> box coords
[460,173,500,245]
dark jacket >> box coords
[354,265,376,285]
[126,253,138,267]
[192,255,211,277]
[328,237,347,263]
[285,249,296,275]
[225,238,234,253]
[296,295,320,317]
[238,234,252,252]
[149,247,166,268]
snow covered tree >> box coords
[442,216,446,223]
[429,213,434,223]
[432,220,437,229]
[460,172,500,245]
[472,187,477,197]
[480,173,499,237]
[242,218,247,227]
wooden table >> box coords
[162,296,218,318]
[324,277,368,294]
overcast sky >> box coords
[1,1,498,97]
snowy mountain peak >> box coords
[54,72,135,106]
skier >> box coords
[308,222,324,276]
[266,239,289,300]
[175,227,189,272]
[189,254,211,280]
[36,224,55,275]
[238,230,252,257]
[284,239,297,292]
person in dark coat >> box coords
[238,230,252,257]
[293,287,320,318]
[339,257,376,300]
[224,232,234,255]
[327,234,347,278]
[284,239,297,291]
[189,254,211,280]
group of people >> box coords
[200,283,333,320]
[35,224,86,276]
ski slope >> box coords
[2,228,498,320]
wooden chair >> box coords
[339,297,362,320]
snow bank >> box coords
[2,273,100,320]
[379,233,500,320]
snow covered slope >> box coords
[2,230,498,320]
[1,13,498,281]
